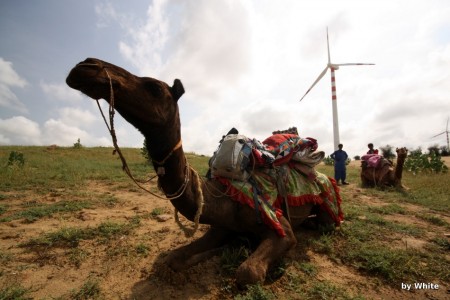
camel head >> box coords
[66,58,185,142]
[396,147,408,158]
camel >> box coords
[360,147,408,188]
[66,58,341,286]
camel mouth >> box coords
[66,58,107,93]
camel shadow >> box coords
[129,229,322,299]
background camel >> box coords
[66,58,341,286]
[360,147,408,188]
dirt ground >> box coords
[1,167,449,299]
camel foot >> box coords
[235,260,267,287]
[166,247,223,271]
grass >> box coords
[0,146,154,193]
[1,146,449,299]
[22,219,141,248]
[70,278,101,300]
[0,284,32,300]
[0,200,91,223]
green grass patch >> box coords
[150,207,166,217]
[220,245,250,275]
[368,203,406,215]
[301,281,362,300]
[431,237,450,251]
[416,214,448,227]
[70,278,101,300]
[0,200,91,223]
[234,284,275,300]
[22,219,140,249]
[0,203,7,215]
[0,283,32,300]
[341,242,449,283]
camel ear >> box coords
[171,79,185,102]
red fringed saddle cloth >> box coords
[214,132,343,236]
[216,165,343,237]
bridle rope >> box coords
[94,68,188,199]
[92,67,203,236]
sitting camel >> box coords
[360,147,408,188]
[66,58,342,286]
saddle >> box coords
[210,128,343,236]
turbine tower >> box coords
[300,28,374,150]
[431,117,450,150]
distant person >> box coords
[367,143,379,154]
[331,144,349,185]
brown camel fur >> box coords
[360,147,408,188]
[66,58,338,286]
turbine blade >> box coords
[327,27,331,64]
[431,132,446,138]
[300,66,329,101]
[334,63,375,66]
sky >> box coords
[1,0,449,158]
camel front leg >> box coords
[165,227,231,271]
[235,218,296,286]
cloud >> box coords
[0,113,110,147]
[0,116,41,145]
[41,82,84,103]
[57,107,97,129]
[85,0,450,158]
[0,58,28,113]
[42,118,110,146]
[117,0,252,102]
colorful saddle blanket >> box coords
[254,133,318,166]
[361,154,392,169]
[217,165,343,237]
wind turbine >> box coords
[431,117,450,150]
[300,28,374,150]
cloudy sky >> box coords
[1,0,449,158]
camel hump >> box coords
[171,79,185,101]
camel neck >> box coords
[153,146,187,195]
[395,155,406,180]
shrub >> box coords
[323,156,351,166]
[427,144,440,156]
[323,156,334,166]
[73,138,83,149]
[141,138,150,161]
[380,145,396,159]
[409,147,423,157]
[405,151,448,174]
[7,151,25,167]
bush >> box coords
[323,156,351,166]
[405,151,448,174]
[141,138,151,161]
[380,145,396,159]
[73,138,83,149]
[7,151,25,167]
[439,146,449,156]
[409,147,423,157]
[427,144,440,156]
[323,156,334,166]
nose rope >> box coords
[93,66,203,237]
[95,68,189,201]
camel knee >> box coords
[236,261,267,287]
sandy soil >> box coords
[1,177,449,299]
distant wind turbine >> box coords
[431,117,450,150]
[300,28,374,150]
